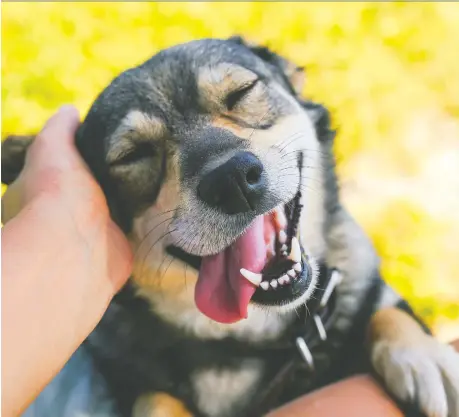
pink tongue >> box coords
[195,216,267,323]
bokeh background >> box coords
[2,2,459,339]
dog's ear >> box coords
[228,35,305,96]
[1,135,34,185]
[300,100,335,144]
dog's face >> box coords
[75,37,331,325]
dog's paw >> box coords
[371,336,459,417]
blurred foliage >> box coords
[2,2,459,334]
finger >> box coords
[27,106,81,168]
[36,105,80,148]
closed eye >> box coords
[225,79,259,111]
[109,142,157,166]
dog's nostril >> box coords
[246,166,262,185]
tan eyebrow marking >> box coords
[211,116,245,136]
[198,63,258,109]
[107,110,166,164]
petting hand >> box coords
[1,105,133,417]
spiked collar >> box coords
[244,262,343,417]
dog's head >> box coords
[3,37,337,326]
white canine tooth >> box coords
[270,280,278,289]
[289,237,301,263]
[287,269,296,278]
[284,275,290,284]
[240,268,262,286]
[260,281,270,290]
[277,277,284,285]
[273,206,288,230]
[278,230,287,244]
[293,263,302,272]
[281,244,288,252]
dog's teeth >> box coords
[293,262,302,272]
[287,269,296,278]
[278,230,287,244]
[289,237,301,263]
[240,269,262,286]
[260,281,270,290]
[273,206,288,231]
[279,274,289,285]
[270,280,278,289]
[278,274,287,285]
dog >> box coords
[3,36,459,417]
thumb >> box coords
[37,105,80,148]
[27,105,81,171]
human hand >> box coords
[1,105,133,416]
[2,105,133,294]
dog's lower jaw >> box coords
[368,308,459,417]
[134,272,297,342]
[252,252,320,314]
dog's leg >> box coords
[133,393,194,417]
[368,293,459,417]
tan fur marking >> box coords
[198,63,272,124]
[288,67,305,95]
[133,393,193,417]
[211,116,244,136]
[198,63,258,105]
[126,111,166,138]
[107,110,166,164]
[367,307,426,346]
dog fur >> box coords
[3,36,459,417]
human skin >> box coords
[267,341,459,417]
[1,106,133,417]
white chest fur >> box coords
[192,360,262,417]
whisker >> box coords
[184,263,189,291]
[278,148,329,161]
[278,174,323,185]
[136,214,175,250]
[246,109,272,142]
[158,256,175,290]
[276,132,307,153]
[260,130,305,161]
[138,228,177,279]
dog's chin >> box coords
[166,190,319,317]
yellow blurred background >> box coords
[2,2,458,339]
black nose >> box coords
[197,151,267,214]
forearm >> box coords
[1,195,111,417]
[268,339,459,417]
